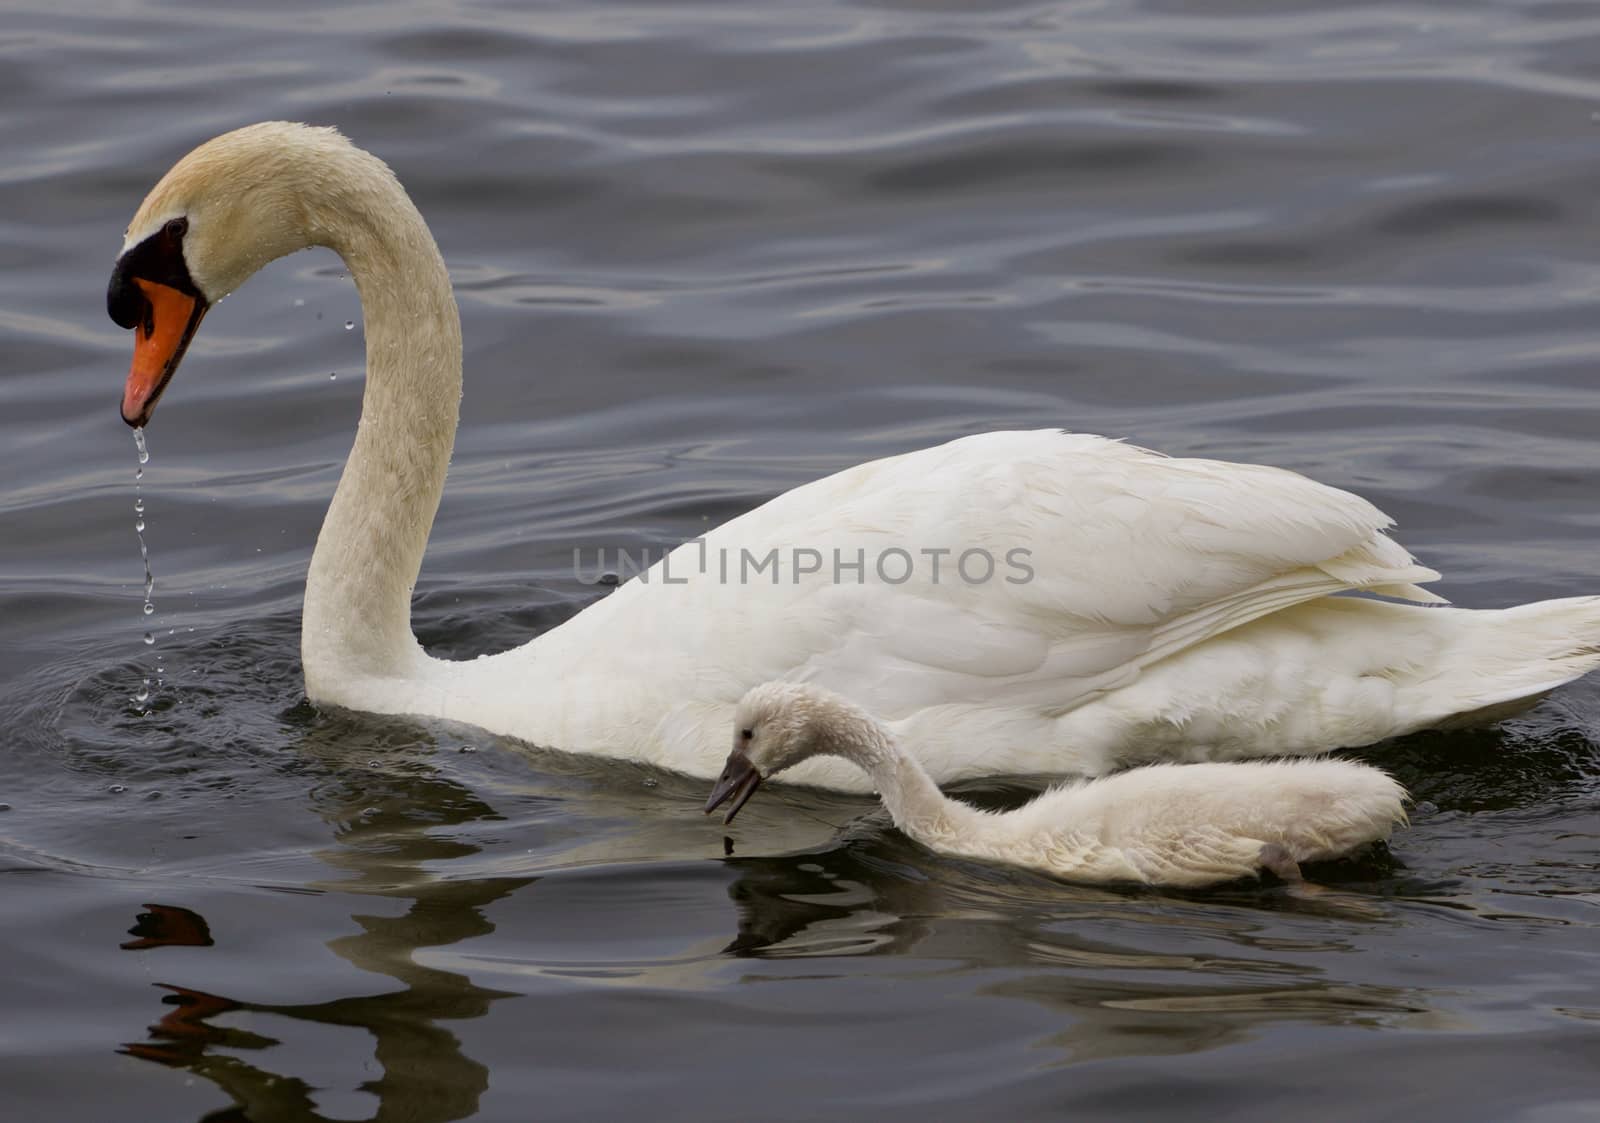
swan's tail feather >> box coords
[1410,595,1600,728]
[1318,536,1449,605]
[1370,582,1450,605]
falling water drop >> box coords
[133,429,158,712]
[344,320,355,331]
[329,371,337,380]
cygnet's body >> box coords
[706,683,1408,889]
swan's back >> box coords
[1014,759,1406,886]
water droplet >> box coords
[642,777,658,788]
[109,784,127,795]
[143,790,163,802]
[329,371,337,380]
[344,320,355,331]
[457,745,476,754]
[133,435,160,701]
[293,297,306,308]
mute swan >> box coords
[108,121,1600,791]
[707,683,1408,888]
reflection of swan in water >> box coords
[120,885,519,1123]
[712,829,1463,1063]
[118,725,529,1123]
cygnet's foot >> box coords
[1258,842,1304,884]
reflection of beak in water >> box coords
[121,903,214,950]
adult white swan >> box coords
[108,122,1600,791]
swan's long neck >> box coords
[298,154,463,693]
[811,699,986,845]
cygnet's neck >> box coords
[297,148,463,694]
[807,694,985,843]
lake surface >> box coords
[4,1,1600,1119]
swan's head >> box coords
[704,682,854,824]
[107,121,367,427]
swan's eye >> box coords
[739,728,753,741]
[164,216,188,239]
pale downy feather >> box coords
[727,682,1409,889]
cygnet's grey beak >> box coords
[704,750,763,824]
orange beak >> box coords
[121,278,207,428]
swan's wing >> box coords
[680,429,1443,718]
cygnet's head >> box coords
[703,682,844,824]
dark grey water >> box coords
[4,1,1600,1119]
